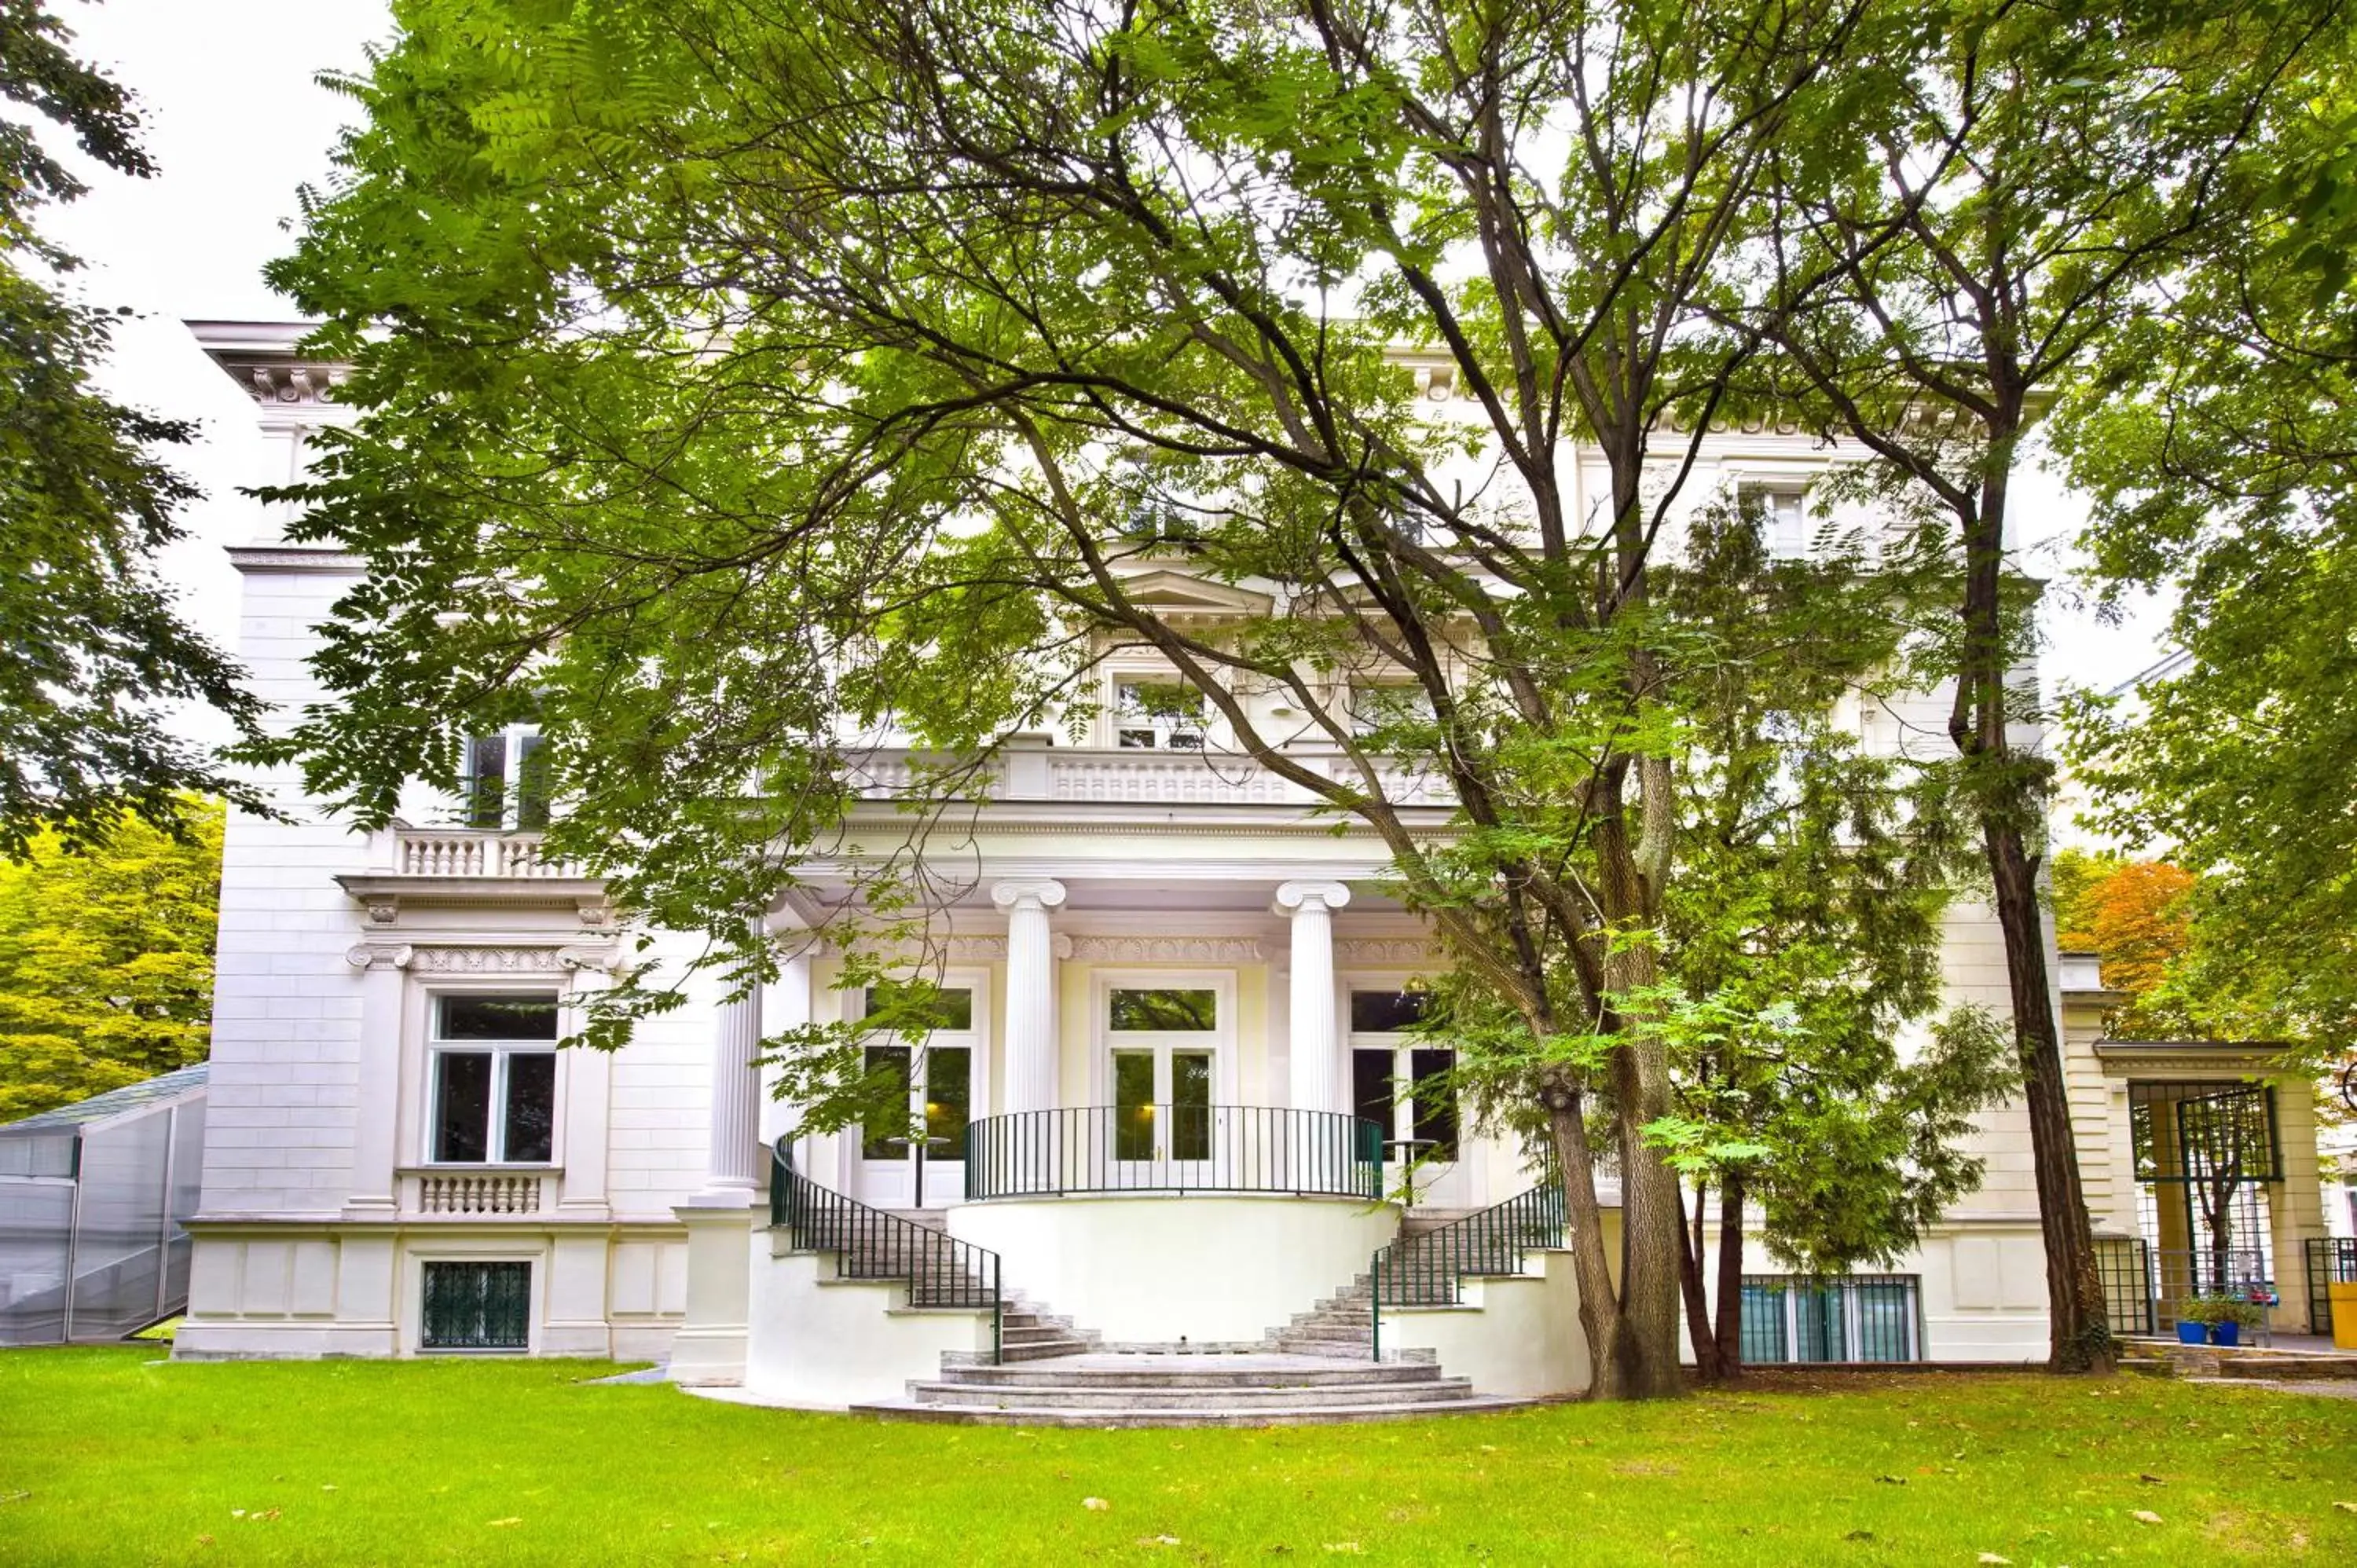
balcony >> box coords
[335,825,609,927]
[850,739,1456,811]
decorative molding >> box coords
[406,946,575,975]
[344,943,414,971]
[1334,938,1442,965]
[225,360,346,407]
[1063,934,1264,964]
[361,894,401,925]
[857,934,1011,964]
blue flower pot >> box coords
[2212,1320,2241,1347]
[2177,1320,2209,1345]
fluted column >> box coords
[992,878,1068,1114]
[1274,881,1351,1115]
[693,958,766,1205]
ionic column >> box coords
[1274,881,1351,1115]
[691,950,766,1205]
[992,878,1067,1114]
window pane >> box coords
[861,1046,912,1160]
[1113,1050,1154,1160]
[924,1047,971,1160]
[1109,988,1216,1031]
[863,982,973,1032]
[433,1053,492,1163]
[1794,1283,1843,1362]
[438,994,559,1041]
[503,1053,555,1163]
[1853,1284,1914,1362]
[1409,1048,1458,1160]
[1350,991,1430,1034]
[514,733,552,831]
[1352,1050,1396,1137]
[1739,1283,1789,1365]
[464,735,507,829]
[1171,1051,1212,1160]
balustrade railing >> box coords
[1369,1182,1565,1361]
[962,1105,1384,1201]
[393,829,579,879]
[770,1141,1002,1358]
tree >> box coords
[2053,17,2357,1079]
[1736,0,2338,1372]
[2051,850,2198,1039]
[0,0,265,852]
[0,798,222,1123]
[262,0,1996,1400]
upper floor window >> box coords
[464,726,550,831]
[1113,680,1206,750]
[1109,987,1218,1031]
[1350,683,1435,735]
[430,994,559,1165]
[1739,482,1810,560]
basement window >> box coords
[420,1260,531,1351]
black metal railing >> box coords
[2305,1237,2357,1334]
[962,1105,1384,1201]
[1369,1182,1564,1361]
[769,1138,1002,1360]
[2095,1236,2157,1335]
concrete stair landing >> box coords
[851,1351,1530,1427]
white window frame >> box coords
[1345,982,1455,1161]
[1347,682,1435,736]
[422,990,563,1168]
[1109,673,1208,751]
[460,722,549,831]
[1089,969,1237,1108]
[851,971,990,1163]
[1737,480,1811,560]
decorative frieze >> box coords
[1063,934,1264,964]
[346,943,621,974]
[1333,937,1442,966]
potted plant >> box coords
[2179,1295,2267,1346]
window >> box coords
[429,994,559,1164]
[1349,683,1435,736]
[1109,987,1216,1162]
[1348,990,1455,1162]
[1113,680,1206,750]
[1739,482,1809,559]
[1739,1276,1921,1363]
[855,984,975,1163]
[420,1260,530,1350]
[1109,987,1216,1031]
[463,726,551,830]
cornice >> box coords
[225,544,366,576]
[344,941,624,974]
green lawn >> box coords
[2,1350,2355,1565]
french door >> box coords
[854,982,977,1209]
[1104,982,1223,1181]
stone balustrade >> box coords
[393,829,581,879]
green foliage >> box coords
[0,799,222,1122]
[2051,16,2357,1076]
[0,0,265,851]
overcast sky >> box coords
[40,0,2176,797]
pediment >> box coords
[1115,569,1272,617]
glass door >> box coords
[1348,989,1463,1206]
[1107,986,1218,1184]
[854,983,976,1209]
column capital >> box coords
[1272,880,1352,917]
[991,877,1069,913]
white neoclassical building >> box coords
[170,323,2340,1419]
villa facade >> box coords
[170,323,2338,1409]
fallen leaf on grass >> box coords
[487,1518,522,1529]
[1976,1555,2011,1566]
[1083,1497,1110,1511]
[1875,1475,1906,1486]
[1135,1537,1181,1548]
[2139,1474,2165,1485]
[2131,1510,2163,1525]
[2335,1502,2357,1515]
[1321,1544,1362,1555]
[194,1537,213,1548]
[1842,1531,1874,1544]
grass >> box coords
[2,1350,2355,1565]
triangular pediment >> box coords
[1115,569,1272,617]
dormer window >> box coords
[1114,680,1206,750]
[1739,482,1811,560]
[464,725,550,830]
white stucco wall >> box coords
[744,1247,996,1408]
[949,1193,1399,1344]
[1380,1249,1587,1398]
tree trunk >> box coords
[1545,1084,1629,1398]
[1713,1169,1745,1376]
[1611,1038,1691,1398]
[1678,1178,1725,1381]
[1956,452,2115,1374]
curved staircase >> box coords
[850,1351,1530,1427]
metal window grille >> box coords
[1737,1275,1923,1364]
[420,1260,531,1350]
[2095,1236,2157,1335]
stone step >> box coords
[1283,1321,1375,1343]
[906,1377,1479,1411]
[849,1396,1533,1428]
[1000,1338,1094,1362]
[940,1357,1442,1390]
[1271,1339,1380,1360]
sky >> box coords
[37,0,2178,804]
